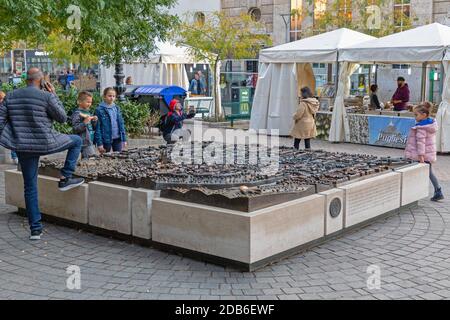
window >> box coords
[392,64,410,69]
[248,7,261,22]
[338,0,352,23]
[194,12,206,25]
[290,0,303,41]
[394,0,411,32]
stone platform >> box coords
[4,163,430,271]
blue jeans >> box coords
[426,162,441,192]
[104,138,123,153]
[17,135,82,232]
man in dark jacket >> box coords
[0,67,84,240]
[391,77,410,111]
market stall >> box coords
[332,23,450,151]
[250,28,376,135]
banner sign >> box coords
[368,116,416,149]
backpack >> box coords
[157,114,171,135]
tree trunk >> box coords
[212,59,222,120]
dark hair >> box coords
[78,91,93,102]
[370,84,378,92]
[300,86,313,99]
[397,76,405,82]
[103,87,117,96]
[414,102,432,116]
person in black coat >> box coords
[370,84,382,110]
[0,68,84,240]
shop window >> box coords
[314,0,327,22]
[338,0,352,23]
[392,64,410,69]
[248,7,261,22]
[394,0,411,32]
[220,59,259,115]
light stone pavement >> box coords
[0,139,449,300]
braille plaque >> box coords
[329,197,342,218]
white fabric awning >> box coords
[340,23,450,63]
[259,28,376,63]
[100,41,210,90]
[146,41,209,64]
[445,50,450,61]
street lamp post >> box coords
[114,62,126,101]
[281,14,291,43]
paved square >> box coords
[0,140,449,300]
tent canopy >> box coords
[146,41,209,64]
[340,23,450,63]
[134,85,186,106]
[259,28,376,63]
[100,41,210,90]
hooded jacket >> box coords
[0,85,72,154]
[405,119,437,163]
[289,97,320,140]
[392,83,410,111]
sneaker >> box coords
[29,230,42,241]
[58,177,85,192]
[431,188,444,202]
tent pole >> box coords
[421,62,428,102]
[327,64,333,83]
[439,62,445,102]
[375,64,378,84]
[335,54,340,95]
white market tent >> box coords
[337,23,450,152]
[250,28,376,135]
[100,41,209,91]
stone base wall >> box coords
[4,163,429,270]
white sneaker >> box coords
[29,230,42,241]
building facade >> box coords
[173,0,221,21]
[221,0,441,46]
[221,0,449,104]
[433,0,450,24]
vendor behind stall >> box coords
[391,77,410,111]
[369,84,382,110]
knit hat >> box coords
[168,99,180,117]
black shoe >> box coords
[431,188,444,202]
[58,177,85,192]
[29,230,42,241]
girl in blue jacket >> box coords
[94,87,127,153]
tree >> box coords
[175,11,272,118]
[44,33,98,67]
[0,0,58,51]
[0,0,178,94]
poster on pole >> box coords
[368,116,416,149]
